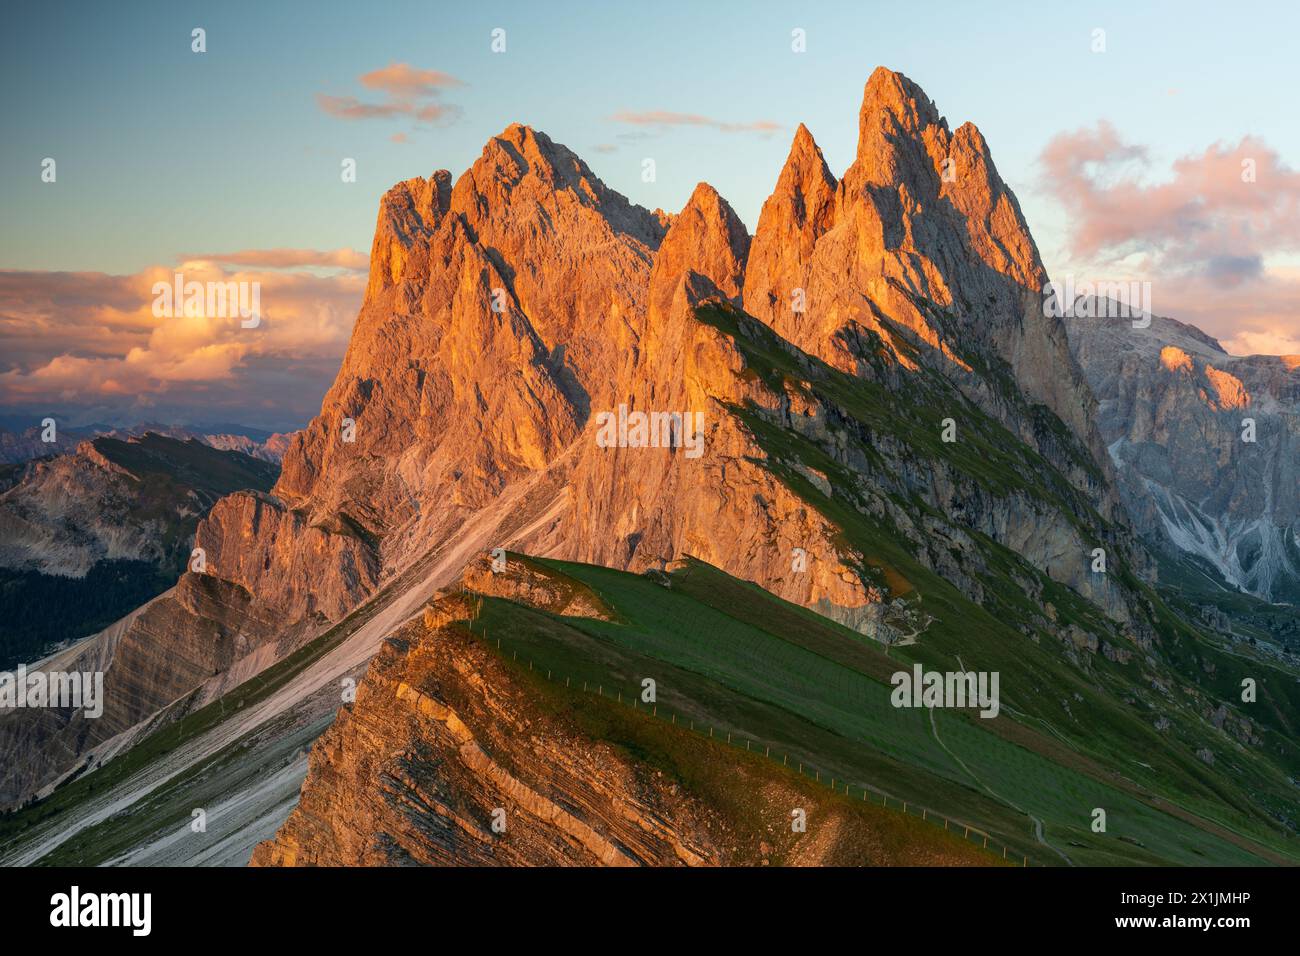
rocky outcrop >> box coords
[1067,308,1300,601]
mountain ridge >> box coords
[4,70,1296,874]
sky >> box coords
[2,0,1298,429]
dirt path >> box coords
[927,706,1074,866]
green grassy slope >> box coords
[462,555,1295,865]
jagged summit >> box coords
[650,182,750,315]
[857,66,946,144]
[744,123,836,318]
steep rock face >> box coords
[743,69,1110,506]
[744,123,838,321]
[523,183,878,625]
[1067,309,1300,601]
[193,491,378,624]
[276,125,668,559]
[737,69,1138,616]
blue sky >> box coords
[5,0,1297,272]
[1,0,1297,429]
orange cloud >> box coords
[359,62,463,97]
[608,110,782,135]
[318,63,464,127]
[316,94,411,120]
[178,248,368,271]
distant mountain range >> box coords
[0,420,297,467]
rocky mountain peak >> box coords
[650,182,750,316]
[0,68,1162,814]
[454,123,667,251]
[365,170,453,301]
[857,66,946,148]
[743,123,837,319]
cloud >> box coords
[318,63,464,128]
[1038,123,1300,355]
[359,62,463,97]
[0,254,363,429]
[176,248,368,271]
[316,94,411,121]
[608,110,782,135]
[1224,328,1300,356]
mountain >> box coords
[1066,308,1300,605]
[248,553,1287,866]
[3,68,1297,868]
[0,425,93,465]
[0,434,278,669]
[0,422,297,466]
[197,431,295,464]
